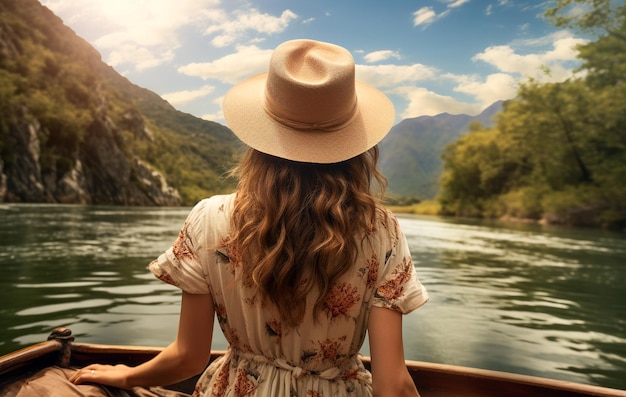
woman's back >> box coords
[149,192,427,396]
[70,39,428,397]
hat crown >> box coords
[264,40,358,130]
[223,39,395,163]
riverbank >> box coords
[388,200,625,232]
[387,200,441,216]
[388,201,569,227]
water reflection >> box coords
[396,215,626,389]
[1,205,625,390]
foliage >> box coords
[379,102,503,199]
[384,195,422,206]
[387,200,441,216]
[0,0,240,205]
[545,0,626,37]
[439,0,626,229]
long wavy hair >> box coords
[226,146,387,327]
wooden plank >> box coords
[0,341,62,387]
[1,337,625,397]
[399,360,626,397]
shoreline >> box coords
[387,201,624,232]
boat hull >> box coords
[0,328,624,397]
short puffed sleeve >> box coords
[372,212,429,313]
[148,194,233,294]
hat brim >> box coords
[223,73,395,164]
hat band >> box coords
[263,99,359,132]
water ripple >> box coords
[16,299,113,316]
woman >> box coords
[71,39,428,397]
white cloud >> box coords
[447,0,470,9]
[41,0,296,70]
[206,8,298,48]
[544,35,586,61]
[413,7,437,27]
[106,44,175,71]
[201,112,223,123]
[42,0,220,70]
[392,86,480,118]
[162,85,215,106]
[201,96,226,124]
[473,31,587,82]
[178,45,273,83]
[356,63,437,88]
[454,73,518,107]
[42,0,589,124]
[562,3,590,20]
[363,50,401,63]
[413,0,469,28]
[475,45,540,74]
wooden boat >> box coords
[1,328,624,397]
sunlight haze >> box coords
[42,0,588,124]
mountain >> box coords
[0,0,241,206]
[379,101,503,199]
[0,0,503,207]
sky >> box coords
[40,0,589,125]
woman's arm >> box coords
[71,292,215,388]
[368,306,420,397]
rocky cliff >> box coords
[0,0,238,206]
[2,94,181,206]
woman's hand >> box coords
[68,292,215,389]
[69,363,132,389]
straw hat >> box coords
[223,39,395,164]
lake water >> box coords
[0,203,625,390]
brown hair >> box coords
[226,147,387,327]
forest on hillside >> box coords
[0,0,239,206]
[438,0,626,230]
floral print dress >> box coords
[149,193,428,397]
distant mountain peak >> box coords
[379,101,503,198]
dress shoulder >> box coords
[148,193,236,294]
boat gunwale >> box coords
[1,332,625,397]
[67,342,626,396]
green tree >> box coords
[439,122,523,217]
[438,1,626,228]
[547,0,626,87]
[546,0,626,37]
